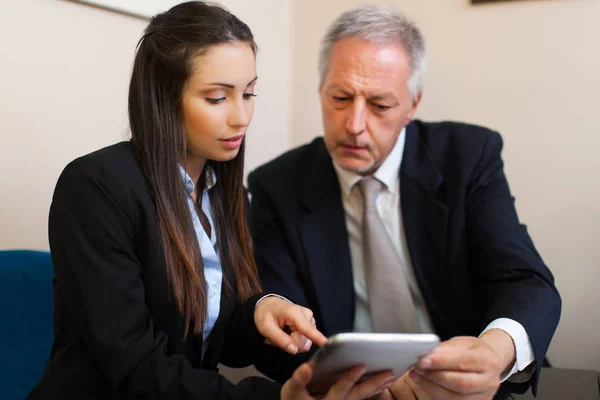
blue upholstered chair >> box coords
[0,250,54,400]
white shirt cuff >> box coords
[480,318,535,383]
[255,293,293,308]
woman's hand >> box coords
[281,362,396,400]
[254,296,327,354]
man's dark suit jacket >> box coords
[248,120,561,394]
[27,142,281,400]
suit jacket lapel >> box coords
[401,122,449,328]
[298,139,355,336]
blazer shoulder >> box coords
[416,120,502,149]
[249,137,326,189]
[59,141,144,188]
[412,120,504,169]
[55,141,149,213]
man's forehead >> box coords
[324,40,409,98]
[330,38,410,69]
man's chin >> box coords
[335,157,375,176]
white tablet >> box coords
[307,333,440,395]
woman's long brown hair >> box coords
[128,1,261,337]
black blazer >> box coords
[28,142,281,400]
[248,120,561,394]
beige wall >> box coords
[0,0,291,251]
[292,0,600,369]
[0,0,143,250]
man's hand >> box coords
[408,330,516,400]
[376,371,431,400]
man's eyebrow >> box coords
[327,86,396,102]
[327,85,353,96]
[368,93,397,102]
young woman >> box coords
[26,2,395,399]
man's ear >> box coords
[406,92,422,123]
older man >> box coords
[249,5,560,399]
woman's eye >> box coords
[205,97,225,104]
[243,93,257,100]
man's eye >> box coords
[332,96,348,102]
[205,97,225,104]
[374,104,391,111]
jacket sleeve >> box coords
[465,131,561,395]
[246,171,314,383]
[218,292,270,368]
[48,159,281,400]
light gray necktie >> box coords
[359,177,420,333]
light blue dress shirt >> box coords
[179,166,222,357]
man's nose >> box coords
[345,100,366,136]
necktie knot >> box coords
[359,177,383,210]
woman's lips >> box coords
[219,134,244,149]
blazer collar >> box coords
[300,138,340,212]
[401,121,444,194]
[400,121,449,332]
[298,138,355,335]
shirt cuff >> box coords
[480,318,535,383]
[255,293,294,308]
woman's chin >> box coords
[210,149,241,163]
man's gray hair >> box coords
[319,5,427,100]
